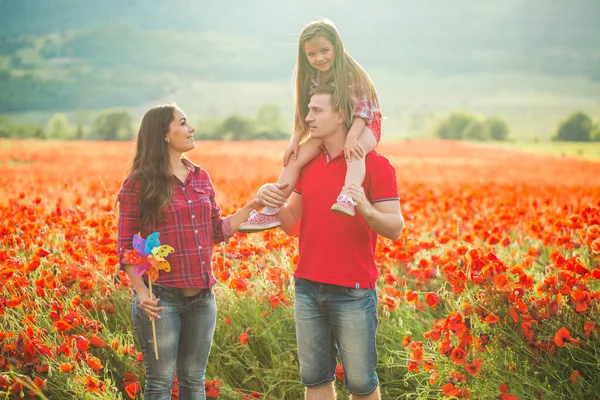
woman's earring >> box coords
[165,138,170,144]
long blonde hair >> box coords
[293,18,379,141]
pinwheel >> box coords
[124,232,174,359]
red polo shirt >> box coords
[294,149,399,289]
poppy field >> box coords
[1,139,599,399]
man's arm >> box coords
[343,182,404,241]
[278,191,302,236]
[254,183,302,236]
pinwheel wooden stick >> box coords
[124,232,175,360]
[148,280,159,359]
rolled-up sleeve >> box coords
[116,175,141,270]
[203,172,232,245]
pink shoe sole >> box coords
[238,212,281,233]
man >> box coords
[256,84,404,400]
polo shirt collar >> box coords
[318,145,345,163]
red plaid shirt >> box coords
[116,159,232,289]
[311,72,380,125]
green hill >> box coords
[1,0,599,138]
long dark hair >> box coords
[293,18,379,142]
[128,104,176,231]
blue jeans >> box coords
[131,284,216,400]
[294,278,379,395]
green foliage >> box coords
[91,109,134,141]
[198,104,289,141]
[0,116,45,138]
[436,113,511,141]
[553,112,593,142]
[485,116,510,141]
[590,124,600,142]
[47,113,72,139]
[436,112,485,141]
[214,115,256,141]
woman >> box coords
[116,104,260,399]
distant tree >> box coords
[591,124,600,142]
[74,110,92,140]
[464,120,490,141]
[0,117,8,138]
[255,104,288,140]
[553,112,593,142]
[47,113,72,139]
[13,123,45,138]
[214,115,255,141]
[255,104,286,131]
[436,112,479,140]
[92,109,134,141]
[485,117,510,141]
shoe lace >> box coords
[336,194,357,206]
[247,209,259,221]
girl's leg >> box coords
[345,128,377,186]
[331,127,378,217]
[239,137,322,232]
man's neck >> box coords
[322,128,348,157]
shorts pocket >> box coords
[344,287,372,299]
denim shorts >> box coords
[294,278,379,395]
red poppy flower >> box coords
[554,327,570,347]
[239,332,249,346]
[335,364,344,381]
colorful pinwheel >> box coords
[124,231,174,360]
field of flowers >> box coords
[1,139,599,399]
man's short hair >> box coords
[309,84,336,98]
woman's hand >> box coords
[344,136,364,162]
[283,139,300,167]
[248,196,264,210]
[136,288,164,320]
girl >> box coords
[239,18,381,232]
[117,104,261,399]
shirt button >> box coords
[182,187,186,190]
[195,230,198,234]
[201,261,206,265]
[188,200,192,204]
[192,215,195,219]
[198,245,202,250]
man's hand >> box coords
[344,136,364,162]
[257,183,289,208]
[247,196,264,210]
[283,140,300,167]
[341,182,372,216]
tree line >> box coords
[1,108,599,142]
[0,104,289,141]
[433,111,600,142]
